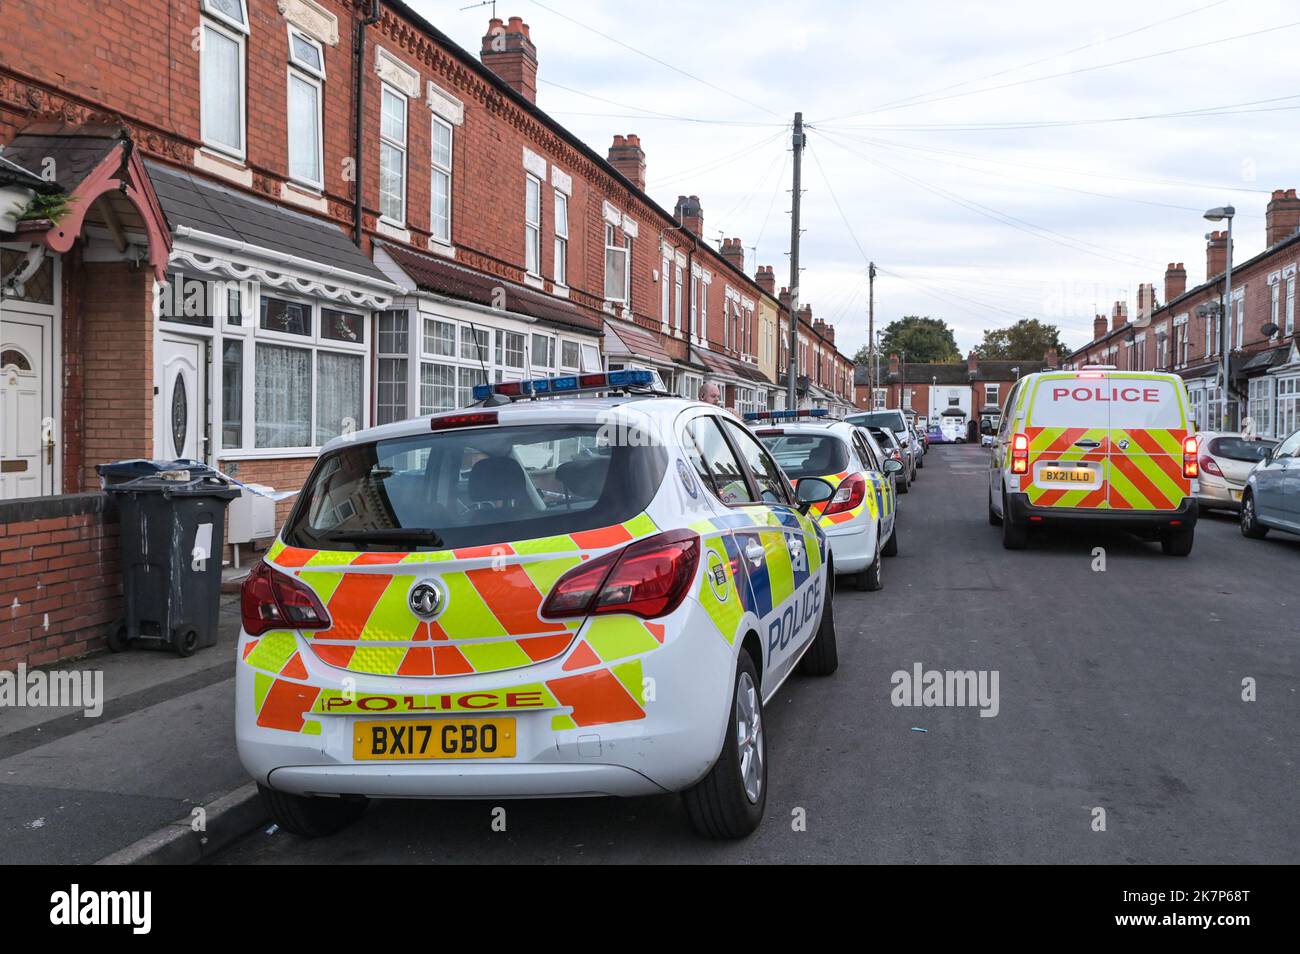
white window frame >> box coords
[379,83,408,226]
[623,233,633,306]
[604,223,628,303]
[553,189,568,286]
[430,116,453,245]
[199,15,247,160]
[1248,376,1276,438]
[660,252,671,331]
[201,0,248,32]
[525,174,542,277]
[285,30,325,190]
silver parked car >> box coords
[1240,427,1300,539]
[1194,432,1277,513]
[847,410,917,483]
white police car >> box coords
[236,370,836,840]
[749,410,902,591]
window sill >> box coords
[194,147,252,187]
[523,273,545,290]
[376,218,411,242]
[427,237,455,259]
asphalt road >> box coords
[214,444,1299,864]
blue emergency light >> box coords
[473,368,656,402]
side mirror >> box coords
[883,459,903,474]
[796,476,834,514]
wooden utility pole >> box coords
[867,261,876,397]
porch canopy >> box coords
[2,122,171,280]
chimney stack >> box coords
[1164,262,1187,303]
[1093,314,1107,340]
[674,195,703,236]
[607,134,646,190]
[1136,283,1155,321]
[755,264,776,295]
[967,350,979,372]
[797,303,812,326]
[481,17,538,103]
[1044,347,1059,369]
[779,286,791,311]
[1111,301,1128,331]
[720,236,745,273]
[889,353,900,375]
[1266,188,1300,246]
[1207,230,1229,280]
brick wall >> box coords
[0,495,121,668]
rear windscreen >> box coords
[1209,436,1276,462]
[759,434,850,478]
[1029,378,1185,429]
[284,423,665,551]
[848,411,907,433]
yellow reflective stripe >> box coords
[514,534,581,555]
[245,631,297,673]
[697,535,742,644]
[612,659,646,705]
[265,539,286,561]
[253,671,273,714]
[1106,461,1152,510]
[359,575,418,641]
[304,550,355,567]
[584,616,659,662]
[346,645,407,675]
[399,550,456,563]
[301,719,322,736]
[764,531,795,605]
[297,570,343,604]
[522,556,582,595]
[456,640,533,672]
[438,572,509,640]
[622,512,658,537]
[551,713,578,731]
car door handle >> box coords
[744,542,765,566]
[1073,439,1101,449]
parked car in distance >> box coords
[1240,426,1300,539]
[858,425,910,495]
[926,424,948,445]
[847,410,917,482]
[1195,432,1277,513]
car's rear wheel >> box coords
[797,573,839,676]
[1160,527,1194,556]
[881,522,899,556]
[853,543,883,591]
[258,784,369,838]
[1001,493,1028,549]
[1240,491,1269,539]
[682,651,767,839]
[897,473,910,494]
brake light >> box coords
[1011,432,1029,474]
[540,529,701,621]
[1199,454,1222,477]
[824,473,866,516]
[430,411,497,431]
[241,561,331,636]
[1183,436,1199,478]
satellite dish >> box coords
[1261,322,1279,337]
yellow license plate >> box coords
[1041,468,1092,483]
[353,718,516,761]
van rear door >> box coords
[1102,374,1191,513]
[1023,374,1112,510]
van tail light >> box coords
[1011,432,1029,475]
[1199,454,1223,477]
[241,561,331,636]
[541,529,700,621]
[824,474,867,516]
[1182,436,1199,478]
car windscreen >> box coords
[848,411,906,432]
[283,423,666,551]
[1209,436,1277,462]
[759,434,850,478]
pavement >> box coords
[0,596,253,864]
[4,444,1296,864]
[211,444,1299,864]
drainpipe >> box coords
[352,0,382,246]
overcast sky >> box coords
[422,0,1300,359]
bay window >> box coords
[1247,376,1275,438]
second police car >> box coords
[236,371,837,840]
[747,409,902,591]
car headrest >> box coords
[467,456,531,503]
[556,458,610,499]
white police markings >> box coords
[768,577,822,656]
[50,884,151,934]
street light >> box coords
[1204,205,1235,429]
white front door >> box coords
[0,311,54,499]
[156,334,207,463]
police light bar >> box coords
[742,408,830,422]
[472,369,656,402]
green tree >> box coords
[877,316,961,363]
[973,318,1069,360]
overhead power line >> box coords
[815,17,1300,123]
[527,0,784,119]
[538,80,785,127]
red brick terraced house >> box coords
[1066,190,1300,438]
[0,1,857,666]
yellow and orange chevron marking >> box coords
[1023,426,1190,511]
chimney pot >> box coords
[1265,186,1300,246]
[481,15,538,103]
[607,133,646,190]
[1164,262,1188,303]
